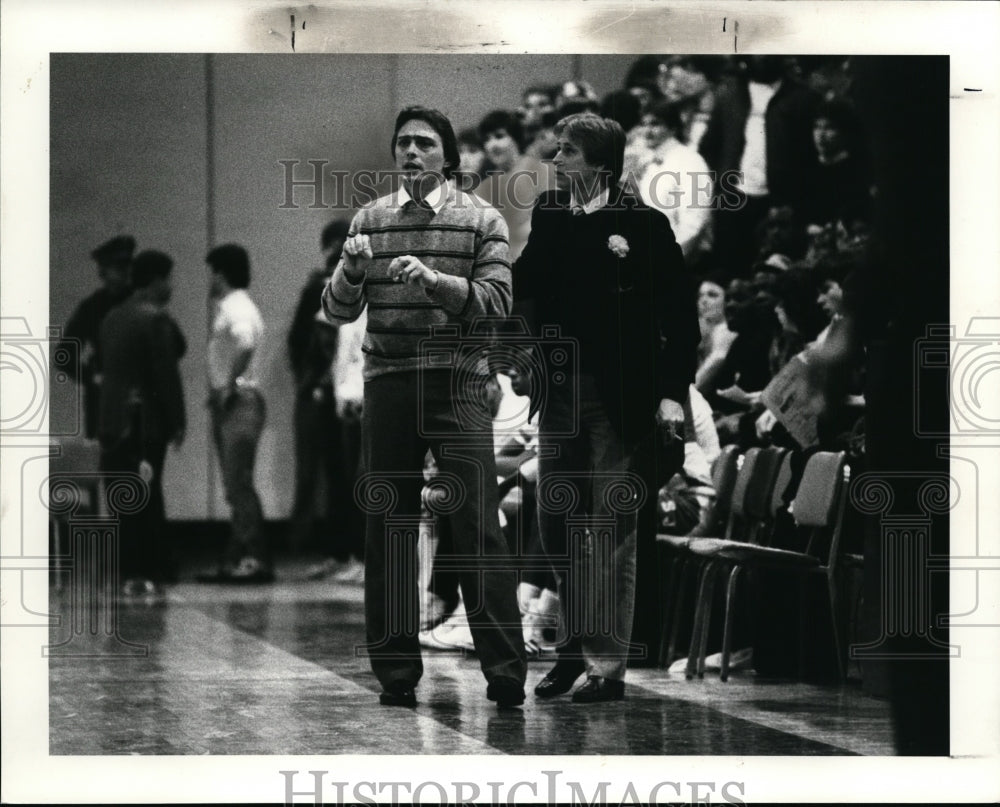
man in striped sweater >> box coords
[322,106,527,709]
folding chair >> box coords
[688,451,850,680]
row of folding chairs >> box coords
[656,445,853,681]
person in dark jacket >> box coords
[287,219,351,566]
[512,112,699,703]
[59,235,136,438]
[98,250,186,595]
[699,56,819,275]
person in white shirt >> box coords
[198,244,271,583]
[636,100,713,265]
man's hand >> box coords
[655,398,685,442]
[389,255,439,291]
[342,233,373,282]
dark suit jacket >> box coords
[699,75,819,209]
[98,298,186,449]
[512,188,700,445]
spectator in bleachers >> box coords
[476,109,555,261]
[658,56,720,150]
[519,84,558,145]
[524,108,561,162]
[804,98,873,229]
[657,385,720,536]
[456,127,487,188]
[711,277,777,446]
[695,271,738,396]
[623,55,664,115]
[699,56,819,275]
[635,100,713,264]
[555,79,600,112]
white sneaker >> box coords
[332,558,364,583]
[302,558,342,580]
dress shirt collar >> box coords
[396,179,454,216]
[570,186,610,216]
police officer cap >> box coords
[91,235,136,266]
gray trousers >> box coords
[537,375,643,681]
[360,369,526,690]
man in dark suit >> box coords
[512,112,700,702]
[99,250,186,595]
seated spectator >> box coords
[658,385,720,536]
[519,84,558,145]
[555,79,600,111]
[695,272,738,396]
[636,100,713,262]
[770,266,827,376]
[712,278,779,446]
[456,127,487,187]
[525,108,561,161]
[754,204,807,265]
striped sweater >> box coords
[322,182,512,379]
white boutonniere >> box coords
[607,234,630,258]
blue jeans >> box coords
[211,387,267,567]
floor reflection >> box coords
[48,571,895,756]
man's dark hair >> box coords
[131,250,173,289]
[390,106,460,180]
[554,112,627,189]
[477,109,526,152]
[206,243,251,289]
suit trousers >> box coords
[211,387,267,567]
[361,369,526,690]
[537,375,643,681]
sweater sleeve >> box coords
[429,206,512,320]
[651,212,701,403]
[321,212,367,324]
[511,193,554,303]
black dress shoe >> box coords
[571,675,625,703]
[486,676,525,708]
[379,680,417,707]
[534,660,586,698]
